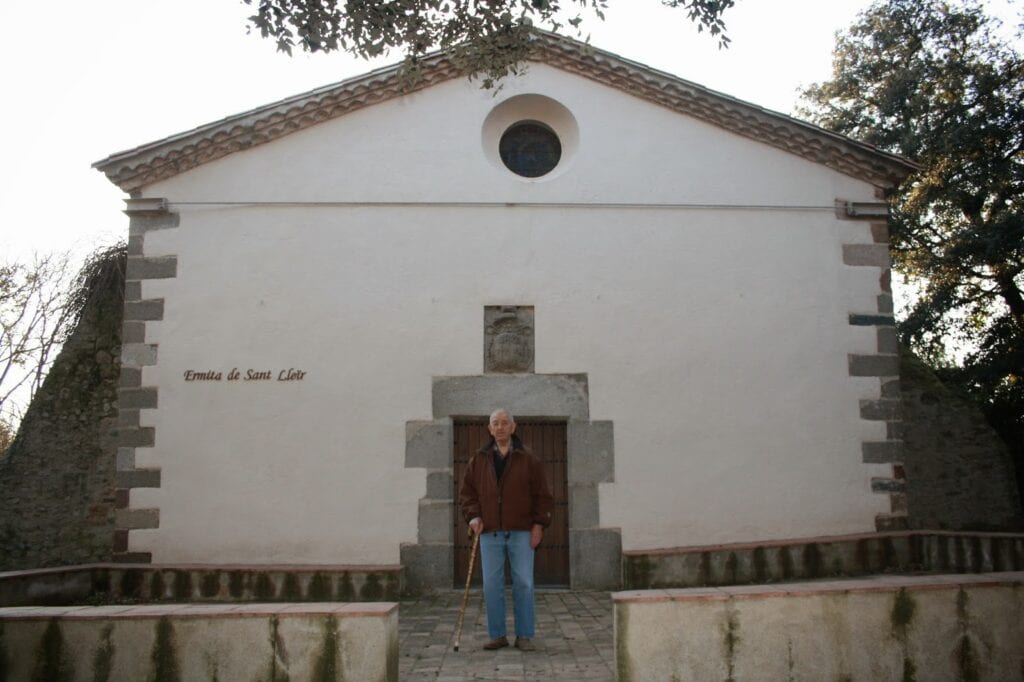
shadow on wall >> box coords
[0,246,125,571]
[900,349,1023,531]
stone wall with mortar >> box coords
[614,572,1024,681]
[0,250,124,571]
[900,352,1023,531]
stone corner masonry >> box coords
[842,217,905,529]
[115,200,180,563]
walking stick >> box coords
[453,530,480,652]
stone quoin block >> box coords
[568,420,614,484]
[842,243,891,268]
[127,234,145,256]
[848,314,895,327]
[877,293,894,314]
[121,343,159,367]
[880,379,902,398]
[118,409,141,428]
[859,399,902,421]
[877,327,899,354]
[116,468,161,489]
[404,420,452,469]
[124,281,142,301]
[870,222,889,243]
[400,543,453,594]
[123,299,164,322]
[862,441,904,464]
[118,386,158,409]
[122,320,146,344]
[871,478,906,493]
[569,484,600,529]
[119,367,142,388]
[126,255,178,280]
[118,427,155,448]
[880,269,892,293]
[425,469,453,500]
[128,211,180,235]
[848,354,900,377]
[570,528,622,590]
[417,499,453,544]
[116,508,159,529]
[116,447,136,471]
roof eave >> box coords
[94,31,917,193]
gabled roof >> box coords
[94,31,916,192]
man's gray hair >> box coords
[489,408,514,424]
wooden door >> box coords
[453,419,569,587]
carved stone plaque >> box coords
[484,306,535,373]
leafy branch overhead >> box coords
[800,0,1023,466]
[244,0,734,87]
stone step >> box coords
[622,530,1024,589]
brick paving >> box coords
[399,590,615,681]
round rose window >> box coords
[498,122,562,178]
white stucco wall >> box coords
[130,64,891,564]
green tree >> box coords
[244,0,735,87]
[800,0,1023,495]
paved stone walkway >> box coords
[399,590,614,680]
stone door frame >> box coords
[401,374,620,593]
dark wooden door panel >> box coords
[453,419,569,587]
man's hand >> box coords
[469,517,483,536]
[530,524,543,549]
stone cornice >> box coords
[94,32,916,192]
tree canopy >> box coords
[244,0,735,87]
[801,0,1023,479]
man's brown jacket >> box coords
[459,437,554,532]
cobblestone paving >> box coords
[399,590,614,681]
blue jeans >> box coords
[478,530,536,639]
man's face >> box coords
[488,412,516,441]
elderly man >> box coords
[459,408,553,651]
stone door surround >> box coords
[401,373,620,593]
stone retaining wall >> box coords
[623,530,1024,589]
[900,352,1023,531]
[614,572,1024,681]
[0,564,402,607]
[0,248,124,571]
[0,602,398,681]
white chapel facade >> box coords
[96,33,914,591]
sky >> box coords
[0,0,1018,263]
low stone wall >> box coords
[0,564,402,607]
[0,602,397,681]
[614,572,1024,681]
[622,530,1024,589]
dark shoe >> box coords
[514,637,536,651]
[483,636,509,650]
